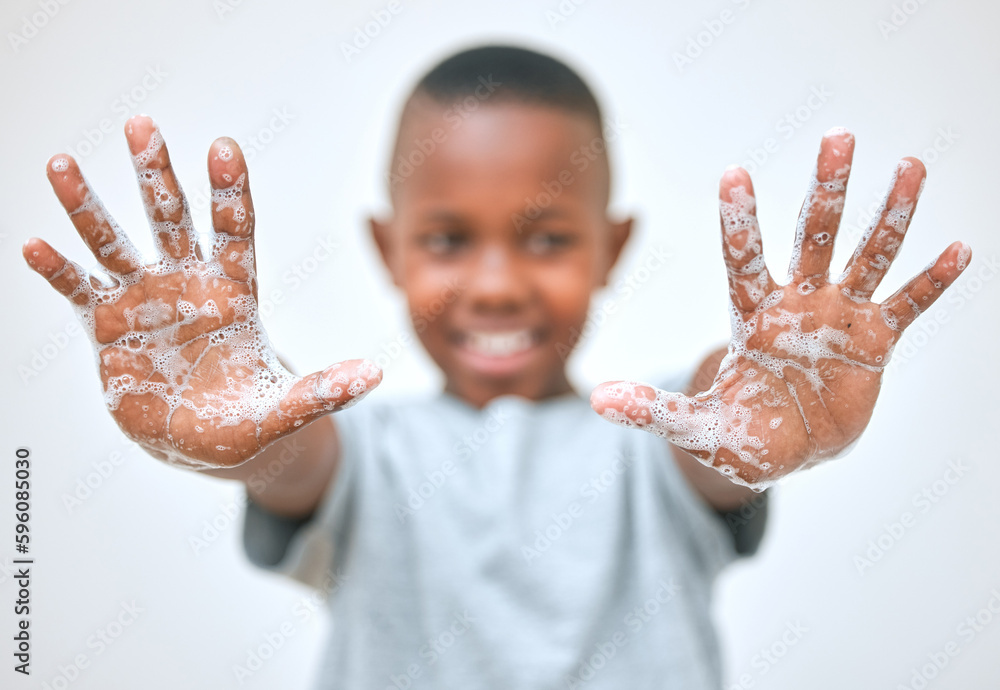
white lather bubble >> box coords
[719,185,761,262]
[212,173,247,224]
[956,244,971,271]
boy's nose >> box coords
[467,246,530,311]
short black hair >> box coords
[412,44,604,134]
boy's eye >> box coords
[524,231,576,255]
[418,231,468,255]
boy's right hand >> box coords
[23,115,381,469]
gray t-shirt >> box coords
[242,380,768,689]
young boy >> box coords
[23,46,969,688]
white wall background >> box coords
[1,0,998,688]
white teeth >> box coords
[465,330,533,357]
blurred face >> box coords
[372,98,631,408]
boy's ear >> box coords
[369,216,403,288]
[599,215,634,286]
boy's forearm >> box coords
[200,415,342,519]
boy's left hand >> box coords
[590,128,970,489]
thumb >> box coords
[591,380,772,485]
[268,359,382,436]
[590,380,726,449]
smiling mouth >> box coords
[459,329,538,358]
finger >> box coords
[788,127,855,285]
[45,154,142,275]
[840,157,926,300]
[261,359,383,444]
[207,138,256,284]
[22,237,94,306]
[719,166,777,313]
[590,380,772,485]
[125,115,197,261]
[208,138,254,239]
[881,241,971,331]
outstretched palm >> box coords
[23,116,380,469]
[591,129,970,488]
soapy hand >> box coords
[590,128,970,489]
[23,115,381,469]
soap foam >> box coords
[787,158,850,281]
[956,244,971,271]
[836,160,917,298]
[597,155,903,488]
[56,123,372,469]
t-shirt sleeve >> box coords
[242,497,315,567]
[714,490,769,557]
[240,403,368,590]
[653,363,770,560]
